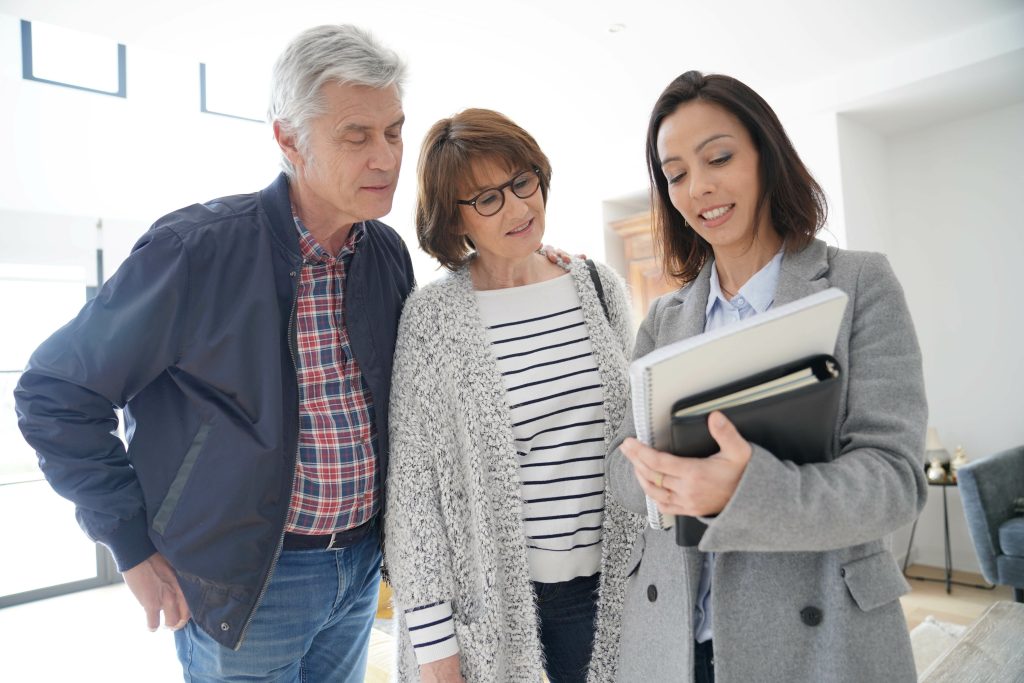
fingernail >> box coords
[714,412,726,428]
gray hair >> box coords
[269,25,407,177]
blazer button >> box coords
[800,606,823,627]
[647,584,658,602]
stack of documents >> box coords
[628,287,849,536]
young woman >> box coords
[385,109,643,683]
[609,72,927,682]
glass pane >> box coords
[28,20,121,93]
[0,265,86,484]
[0,263,86,370]
[203,60,270,121]
[0,263,98,597]
[0,480,99,596]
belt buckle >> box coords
[326,531,340,550]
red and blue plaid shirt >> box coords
[284,215,378,534]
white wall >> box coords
[841,99,1024,573]
[889,101,1024,460]
[836,118,889,254]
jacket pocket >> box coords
[152,418,212,535]
[841,550,910,611]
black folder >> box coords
[668,354,842,546]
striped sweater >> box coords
[476,274,606,582]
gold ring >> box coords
[655,472,665,488]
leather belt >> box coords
[282,517,375,551]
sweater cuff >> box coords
[405,601,460,665]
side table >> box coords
[902,474,995,593]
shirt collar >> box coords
[706,246,785,317]
[292,211,364,264]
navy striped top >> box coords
[404,273,607,665]
[476,273,606,582]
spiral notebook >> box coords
[628,287,848,529]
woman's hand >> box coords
[621,411,752,517]
[420,654,465,683]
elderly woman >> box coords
[609,71,928,682]
[385,109,643,683]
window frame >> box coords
[20,19,127,98]
[199,63,264,123]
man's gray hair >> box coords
[269,25,407,177]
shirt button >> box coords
[734,297,746,306]
[647,584,658,602]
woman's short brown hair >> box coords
[416,108,552,271]
[645,71,828,284]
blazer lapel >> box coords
[671,261,713,341]
[775,239,831,306]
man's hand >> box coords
[621,411,753,517]
[122,552,191,631]
[420,654,465,683]
[540,245,586,265]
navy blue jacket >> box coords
[14,173,415,648]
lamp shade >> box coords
[924,426,950,462]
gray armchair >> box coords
[957,446,1024,602]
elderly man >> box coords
[15,25,413,681]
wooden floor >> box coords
[900,564,1014,630]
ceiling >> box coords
[3,0,1020,96]
[2,0,1021,215]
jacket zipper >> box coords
[234,267,301,650]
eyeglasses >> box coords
[456,168,542,217]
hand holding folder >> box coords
[669,354,842,546]
[627,287,849,534]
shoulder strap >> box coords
[585,259,610,322]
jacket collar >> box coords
[669,260,713,339]
[258,172,301,260]
[258,172,385,266]
[775,238,831,306]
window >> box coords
[0,263,118,607]
[199,62,266,123]
[20,19,126,97]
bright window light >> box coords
[21,20,126,97]
[200,61,268,123]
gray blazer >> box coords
[608,240,928,682]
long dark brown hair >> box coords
[646,71,827,284]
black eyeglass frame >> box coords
[456,167,543,217]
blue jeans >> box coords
[534,572,599,683]
[174,531,381,682]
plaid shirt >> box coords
[284,215,378,534]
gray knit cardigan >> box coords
[385,259,645,682]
